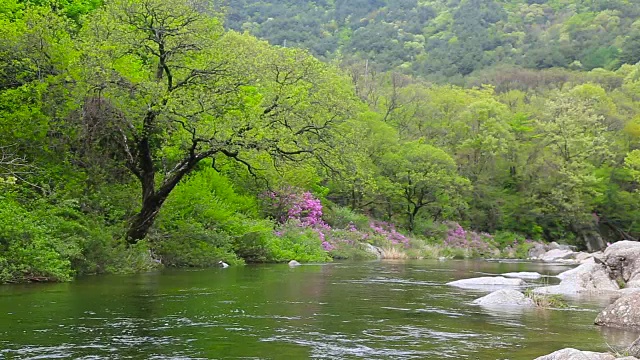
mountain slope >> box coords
[225,0,640,80]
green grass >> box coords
[524,288,568,309]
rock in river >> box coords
[472,289,535,307]
[447,276,525,290]
[288,260,301,267]
[595,292,640,330]
[540,249,577,262]
[602,241,640,288]
[529,242,580,262]
[534,261,618,296]
[628,336,640,358]
[502,271,542,280]
[534,348,624,360]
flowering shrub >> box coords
[263,191,534,260]
[369,221,410,247]
[264,189,415,255]
[264,188,334,251]
[444,222,496,254]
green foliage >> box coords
[0,195,72,283]
[151,225,242,267]
[493,231,523,249]
[4,0,640,284]
[440,246,473,260]
[0,192,157,283]
[513,242,536,259]
[224,0,640,79]
[524,288,568,309]
[324,206,370,230]
[31,199,117,275]
[267,223,331,263]
[412,218,449,240]
[99,240,160,275]
[378,140,471,230]
[154,168,271,265]
[327,229,379,260]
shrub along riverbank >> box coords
[0,182,537,283]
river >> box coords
[1,260,639,359]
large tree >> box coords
[378,141,470,231]
[77,0,356,243]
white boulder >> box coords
[447,276,525,290]
[472,289,535,307]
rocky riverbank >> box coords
[448,240,640,359]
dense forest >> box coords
[1,0,640,283]
[226,0,640,81]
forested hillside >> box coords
[2,0,640,283]
[226,0,640,80]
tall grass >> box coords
[380,247,408,259]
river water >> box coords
[1,260,639,359]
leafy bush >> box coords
[102,240,161,274]
[524,288,568,309]
[28,199,140,276]
[151,225,242,267]
[492,231,543,259]
[440,246,473,259]
[0,195,73,283]
[154,168,265,265]
[493,231,527,250]
[369,221,409,246]
[513,242,538,259]
[267,223,330,262]
[327,228,378,260]
[412,218,449,239]
[324,206,370,230]
[0,192,160,283]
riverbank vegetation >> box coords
[1,0,640,283]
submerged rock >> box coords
[534,261,618,296]
[288,260,301,267]
[534,348,618,360]
[472,289,535,307]
[447,276,525,290]
[502,271,542,280]
[595,292,640,330]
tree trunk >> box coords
[407,205,421,232]
[407,213,415,232]
[125,158,197,244]
[126,194,167,244]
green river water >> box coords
[1,260,639,359]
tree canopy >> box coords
[2,0,640,282]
